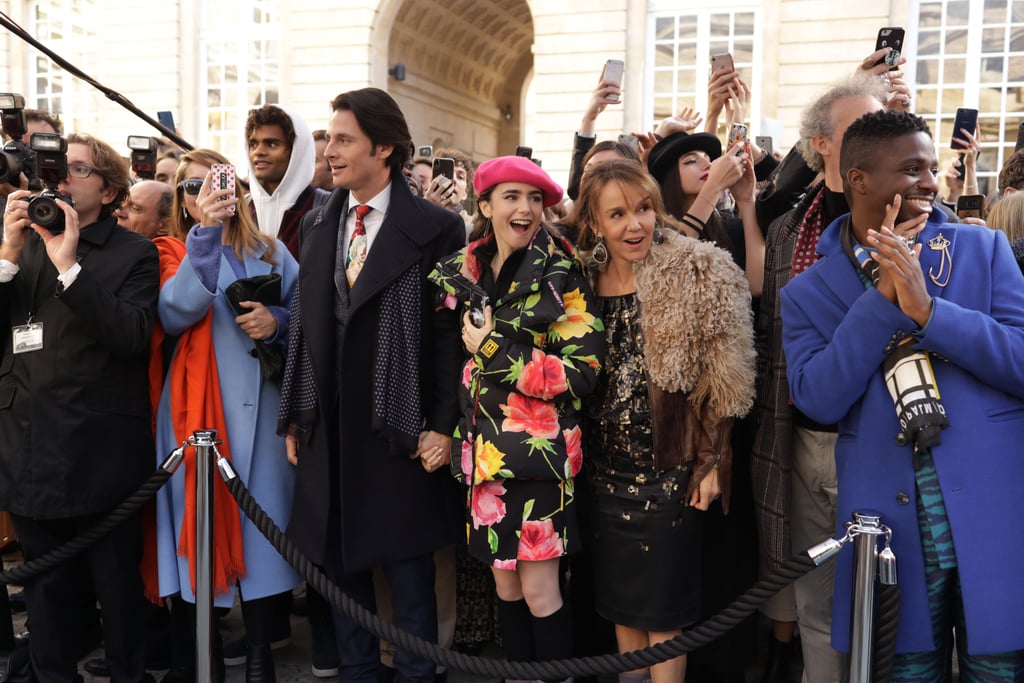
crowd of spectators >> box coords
[2,37,1024,683]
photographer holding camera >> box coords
[1,131,159,682]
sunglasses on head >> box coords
[179,179,204,196]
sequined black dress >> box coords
[584,293,702,631]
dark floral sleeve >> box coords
[475,263,604,409]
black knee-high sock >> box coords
[532,603,573,663]
[496,598,536,662]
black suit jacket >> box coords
[287,178,465,572]
[0,216,159,518]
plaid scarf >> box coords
[789,183,827,279]
[839,218,949,454]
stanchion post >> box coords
[848,511,885,683]
[191,430,218,683]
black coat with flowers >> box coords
[429,228,604,489]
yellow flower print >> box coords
[474,435,507,484]
[550,288,595,340]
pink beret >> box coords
[473,156,563,208]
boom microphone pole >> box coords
[0,9,194,151]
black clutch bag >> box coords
[224,274,285,382]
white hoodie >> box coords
[246,103,315,237]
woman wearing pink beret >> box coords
[429,156,604,672]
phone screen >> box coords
[728,123,748,151]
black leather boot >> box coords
[496,598,535,662]
[245,643,276,683]
[760,637,796,683]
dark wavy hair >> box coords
[245,105,297,149]
[998,150,1024,193]
[330,88,411,176]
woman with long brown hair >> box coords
[154,148,300,681]
[569,159,755,683]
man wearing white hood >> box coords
[244,103,338,678]
[246,104,331,260]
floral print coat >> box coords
[429,227,604,566]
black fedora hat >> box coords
[646,131,723,184]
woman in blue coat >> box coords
[154,148,300,681]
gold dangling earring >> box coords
[592,236,608,264]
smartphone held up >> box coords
[875,27,905,70]
[601,59,624,102]
[950,108,978,151]
[210,163,236,216]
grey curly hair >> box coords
[794,77,888,173]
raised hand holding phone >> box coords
[209,163,236,216]
[601,59,624,103]
[197,167,239,225]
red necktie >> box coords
[345,204,372,287]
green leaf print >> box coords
[522,498,535,521]
[503,355,525,385]
[524,436,556,456]
[488,527,499,554]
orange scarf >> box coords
[142,237,247,601]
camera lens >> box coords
[28,194,65,233]
[0,150,20,185]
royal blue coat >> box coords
[781,209,1024,655]
[154,238,300,605]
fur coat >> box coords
[632,230,756,510]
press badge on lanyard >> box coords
[12,321,43,354]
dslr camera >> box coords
[26,133,73,233]
[0,93,73,232]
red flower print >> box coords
[518,519,564,561]
[500,394,560,439]
[471,480,507,529]
[461,359,474,389]
[516,349,568,400]
[493,558,517,571]
[443,293,458,311]
[461,438,474,479]
[563,426,582,477]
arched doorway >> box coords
[372,0,534,161]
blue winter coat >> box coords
[154,237,300,605]
[781,209,1024,655]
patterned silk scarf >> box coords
[789,183,827,279]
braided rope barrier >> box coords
[0,468,172,586]
[225,474,819,679]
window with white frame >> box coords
[204,0,280,162]
[913,0,1024,194]
[647,4,759,134]
[30,0,96,128]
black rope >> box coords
[872,582,901,683]
[0,469,171,586]
[0,10,193,150]
[224,474,818,679]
